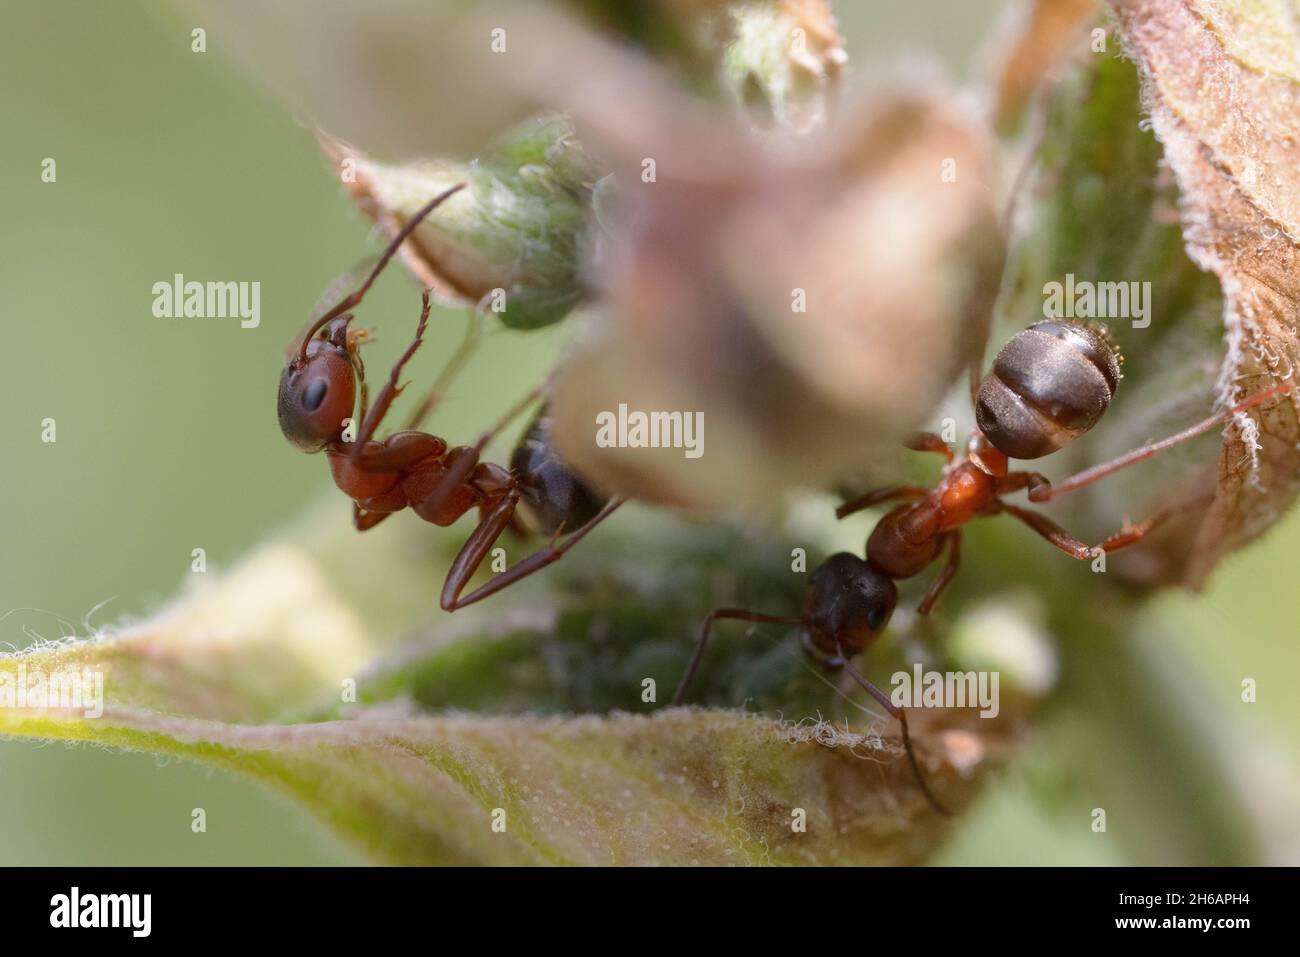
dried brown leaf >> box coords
[1111,0,1300,584]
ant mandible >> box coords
[278,184,624,610]
[673,318,1293,815]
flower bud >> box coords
[324,115,603,330]
[718,0,847,133]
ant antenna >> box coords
[297,182,467,361]
[836,642,951,817]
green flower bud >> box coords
[325,114,603,330]
[719,0,847,133]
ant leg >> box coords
[1091,515,1167,552]
[438,489,520,609]
[441,497,626,611]
[1000,503,1162,560]
[836,643,950,817]
[419,387,546,518]
[1029,380,1294,503]
[905,431,954,463]
[672,610,805,706]
[297,183,466,356]
[353,503,394,532]
[343,431,450,476]
[348,290,434,464]
[998,470,1051,498]
[402,309,482,431]
[917,531,961,616]
[836,486,928,520]
[998,504,1093,559]
[838,430,950,519]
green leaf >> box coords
[0,506,1003,865]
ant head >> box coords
[802,553,898,658]
[975,319,1122,460]
[278,317,359,452]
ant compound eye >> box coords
[278,350,355,453]
[302,378,328,412]
[867,604,888,632]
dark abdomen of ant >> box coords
[975,319,1120,459]
[509,410,609,536]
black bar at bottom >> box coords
[0,865,1283,941]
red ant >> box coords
[278,184,624,610]
[672,319,1293,815]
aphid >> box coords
[673,319,1293,815]
[278,184,624,609]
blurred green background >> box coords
[1,0,1295,865]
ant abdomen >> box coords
[510,408,609,536]
[975,319,1121,460]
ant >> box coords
[278,183,624,610]
[672,318,1294,815]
